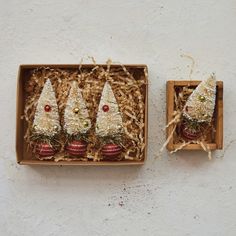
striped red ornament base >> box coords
[66,140,87,157]
[35,143,56,157]
[101,143,122,158]
[180,123,202,140]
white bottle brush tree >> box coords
[181,74,216,140]
[95,81,124,158]
[64,81,91,156]
[32,79,61,157]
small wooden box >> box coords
[16,64,148,166]
[166,80,223,151]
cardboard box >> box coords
[166,80,223,151]
[16,64,148,165]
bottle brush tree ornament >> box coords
[181,75,216,140]
[95,81,124,159]
[64,81,91,157]
[32,79,61,158]
[162,74,217,157]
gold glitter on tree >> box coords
[183,74,216,123]
[64,81,91,136]
[95,81,124,138]
[32,79,61,137]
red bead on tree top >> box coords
[102,104,109,112]
[44,104,51,112]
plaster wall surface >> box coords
[0,1,236,235]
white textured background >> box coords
[0,0,236,235]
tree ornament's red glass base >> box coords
[102,143,122,158]
[36,143,55,156]
[180,123,202,140]
[66,140,87,157]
